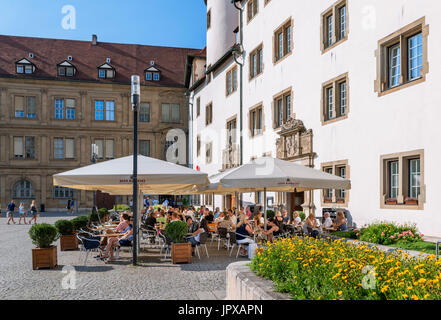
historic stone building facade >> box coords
[0,34,199,211]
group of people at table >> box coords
[141,205,349,257]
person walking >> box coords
[7,200,16,225]
[18,202,27,225]
[70,199,75,214]
[28,200,38,224]
[66,199,72,214]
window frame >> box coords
[205,102,213,126]
[226,65,238,96]
[321,160,350,207]
[320,0,349,54]
[54,98,76,120]
[249,43,264,80]
[380,149,425,210]
[249,103,264,138]
[94,100,115,121]
[247,0,259,23]
[53,137,75,160]
[375,17,429,96]
[272,87,293,129]
[13,136,36,160]
[273,17,293,64]
[161,103,181,123]
[14,95,37,119]
[321,73,349,125]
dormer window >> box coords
[145,66,161,81]
[57,60,77,77]
[16,58,36,74]
[97,63,115,79]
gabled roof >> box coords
[16,58,34,65]
[57,60,75,67]
[97,62,114,69]
[0,34,202,87]
[145,66,160,72]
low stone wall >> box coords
[226,261,290,300]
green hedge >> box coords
[54,219,74,236]
[29,223,59,248]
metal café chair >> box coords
[76,234,101,266]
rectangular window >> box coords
[197,135,201,157]
[206,103,213,126]
[95,100,104,121]
[376,18,427,95]
[389,44,401,88]
[161,104,181,123]
[325,167,334,199]
[339,5,347,40]
[389,161,399,199]
[285,95,291,121]
[55,99,64,120]
[25,137,35,159]
[247,0,258,22]
[106,101,115,121]
[146,72,152,81]
[95,139,104,159]
[227,119,236,146]
[26,97,36,118]
[250,105,263,137]
[322,73,349,124]
[14,96,25,118]
[273,89,292,128]
[13,137,24,159]
[139,140,151,157]
[322,160,349,206]
[274,19,293,63]
[276,99,283,128]
[337,166,346,199]
[206,142,212,164]
[408,33,423,81]
[207,10,211,29]
[327,87,334,119]
[66,99,75,120]
[54,186,74,199]
[339,82,347,115]
[196,97,201,117]
[250,45,263,79]
[226,66,238,95]
[105,140,114,159]
[54,138,64,160]
[140,102,150,123]
[327,15,333,47]
[409,158,421,198]
[65,138,75,159]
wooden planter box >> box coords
[60,235,78,251]
[171,243,192,264]
[324,198,332,203]
[404,198,418,205]
[336,199,345,204]
[32,246,57,270]
[386,198,398,205]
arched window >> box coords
[13,180,34,199]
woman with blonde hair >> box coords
[334,211,348,231]
[28,200,38,224]
[304,212,320,238]
[18,202,27,225]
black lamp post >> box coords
[91,144,98,212]
[131,75,140,266]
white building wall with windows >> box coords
[190,0,441,237]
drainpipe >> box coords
[232,0,244,167]
[232,0,244,208]
[185,91,194,169]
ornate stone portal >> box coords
[276,117,316,216]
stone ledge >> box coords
[226,261,290,300]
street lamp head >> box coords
[131,75,140,110]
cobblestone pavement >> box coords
[0,215,246,300]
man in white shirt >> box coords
[322,212,334,229]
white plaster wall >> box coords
[193,0,441,236]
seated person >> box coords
[156,211,167,224]
[143,211,157,230]
[262,217,279,242]
[304,213,320,238]
[235,216,255,256]
[253,213,264,233]
[101,219,133,262]
[215,211,225,223]
[322,212,334,230]
[282,210,291,224]
[186,216,199,234]
[99,214,130,251]
[187,219,209,255]
[292,211,302,227]
[204,211,215,223]
[334,211,348,231]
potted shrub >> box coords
[336,198,345,204]
[71,215,89,232]
[324,197,332,203]
[29,223,59,270]
[55,219,78,251]
[165,220,191,264]
[98,208,109,222]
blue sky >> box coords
[0,0,207,49]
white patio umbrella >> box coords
[219,157,351,228]
[53,155,209,194]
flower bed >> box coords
[251,237,441,300]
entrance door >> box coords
[292,191,304,212]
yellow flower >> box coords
[402,294,408,299]
[338,291,342,295]
[411,295,419,300]
[381,285,389,293]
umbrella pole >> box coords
[264,187,267,231]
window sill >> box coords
[249,71,264,82]
[378,76,426,97]
[321,36,348,55]
[273,51,292,66]
[226,89,237,98]
[321,114,349,126]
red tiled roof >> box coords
[0,34,202,88]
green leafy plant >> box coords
[331,230,358,239]
[298,211,306,221]
[116,204,130,211]
[29,223,59,248]
[54,219,74,236]
[71,215,89,231]
[165,220,188,243]
[359,221,422,245]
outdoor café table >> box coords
[207,224,217,232]
[98,233,125,238]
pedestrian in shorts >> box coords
[7,200,16,225]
